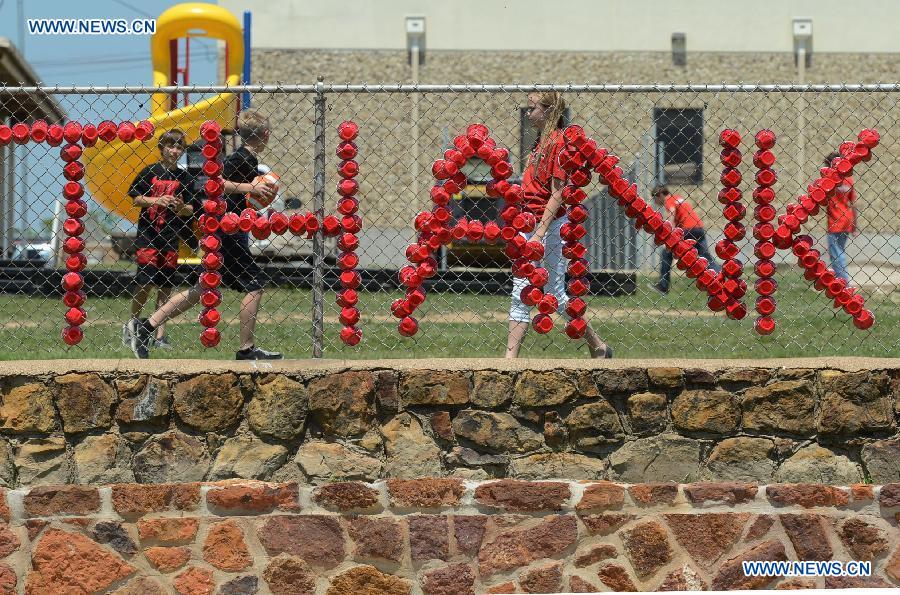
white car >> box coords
[11,243,53,266]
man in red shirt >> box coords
[824,152,857,283]
[651,185,720,294]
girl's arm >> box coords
[532,177,565,244]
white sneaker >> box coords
[122,318,137,347]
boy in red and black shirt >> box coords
[123,129,197,348]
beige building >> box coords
[220,0,900,266]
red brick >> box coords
[453,515,487,555]
[475,480,569,512]
[0,523,20,558]
[326,565,411,595]
[409,515,449,561]
[569,575,600,592]
[264,554,316,595]
[478,515,577,576]
[576,481,625,511]
[206,482,299,514]
[202,520,252,571]
[485,582,516,594]
[664,513,749,565]
[388,479,464,508]
[575,544,617,567]
[23,485,100,517]
[880,483,900,507]
[597,564,638,591]
[347,516,403,562]
[111,483,200,517]
[683,482,757,505]
[886,546,900,581]
[421,563,475,595]
[628,483,677,506]
[0,563,14,594]
[621,521,672,577]
[767,484,848,508]
[780,514,832,560]
[258,515,345,569]
[26,529,134,594]
[314,482,381,511]
[712,540,787,590]
[850,484,874,502]
[745,515,775,541]
[430,411,454,441]
[579,513,635,535]
[520,561,562,593]
[173,566,214,595]
[137,518,199,545]
[837,518,888,561]
[144,546,191,573]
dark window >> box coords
[519,106,570,174]
[654,108,703,185]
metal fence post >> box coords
[311,76,326,358]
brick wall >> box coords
[0,479,897,593]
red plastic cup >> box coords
[715,239,740,260]
[63,290,86,308]
[570,169,591,187]
[342,215,363,234]
[754,205,776,222]
[755,168,777,187]
[202,251,223,271]
[201,289,222,308]
[340,270,361,289]
[200,327,221,347]
[568,258,588,278]
[721,259,743,279]
[853,309,874,330]
[45,124,64,146]
[431,160,458,181]
[484,221,501,242]
[752,150,776,168]
[117,121,136,143]
[520,285,543,306]
[65,199,88,219]
[336,141,358,160]
[720,167,742,187]
[565,318,587,339]
[135,120,155,142]
[858,129,880,149]
[707,295,726,312]
[465,220,484,242]
[406,287,426,308]
[755,260,776,278]
[563,241,587,260]
[466,123,489,148]
[201,235,222,253]
[287,214,306,236]
[491,161,512,180]
[95,120,115,142]
[63,218,85,237]
[339,307,360,326]
[339,251,360,271]
[199,308,221,328]
[718,188,742,204]
[61,122,82,144]
[218,213,238,234]
[568,277,589,296]
[755,296,777,316]
[337,160,360,181]
[725,300,747,320]
[719,129,742,148]
[65,253,87,272]
[772,225,793,250]
[724,223,746,241]
[755,278,778,296]
[453,135,475,159]
[340,325,362,346]
[338,120,359,141]
[565,297,587,318]
[202,160,222,177]
[62,325,84,346]
[755,315,776,335]
[398,316,419,337]
[204,177,224,198]
[754,241,776,260]
[63,181,84,200]
[60,143,82,163]
[63,236,85,255]
[318,215,339,237]
[723,202,746,222]
[720,147,742,167]
[532,313,554,334]
[200,120,221,142]
[564,124,586,147]
[755,129,776,150]
[30,120,48,143]
[200,272,221,289]
[511,259,534,279]
[337,289,359,308]
[63,161,85,182]
[200,215,220,235]
[61,271,84,292]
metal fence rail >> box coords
[0,83,897,359]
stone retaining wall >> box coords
[0,361,897,488]
[0,479,897,593]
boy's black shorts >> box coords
[135,248,179,288]
[219,231,265,293]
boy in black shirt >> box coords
[130,110,281,360]
[123,129,196,349]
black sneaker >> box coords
[236,345,283,360]
[650,282,669,295]
[131,319,153,359]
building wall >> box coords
[243,49,900,236]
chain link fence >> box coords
[0,83,898,359]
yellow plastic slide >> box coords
[82,3,244,223]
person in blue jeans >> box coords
[823,152,857,283]
[651,186,720,293]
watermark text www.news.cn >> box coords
[27,19,156,36]
[743,560,871,578]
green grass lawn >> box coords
[1,272,898,360]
